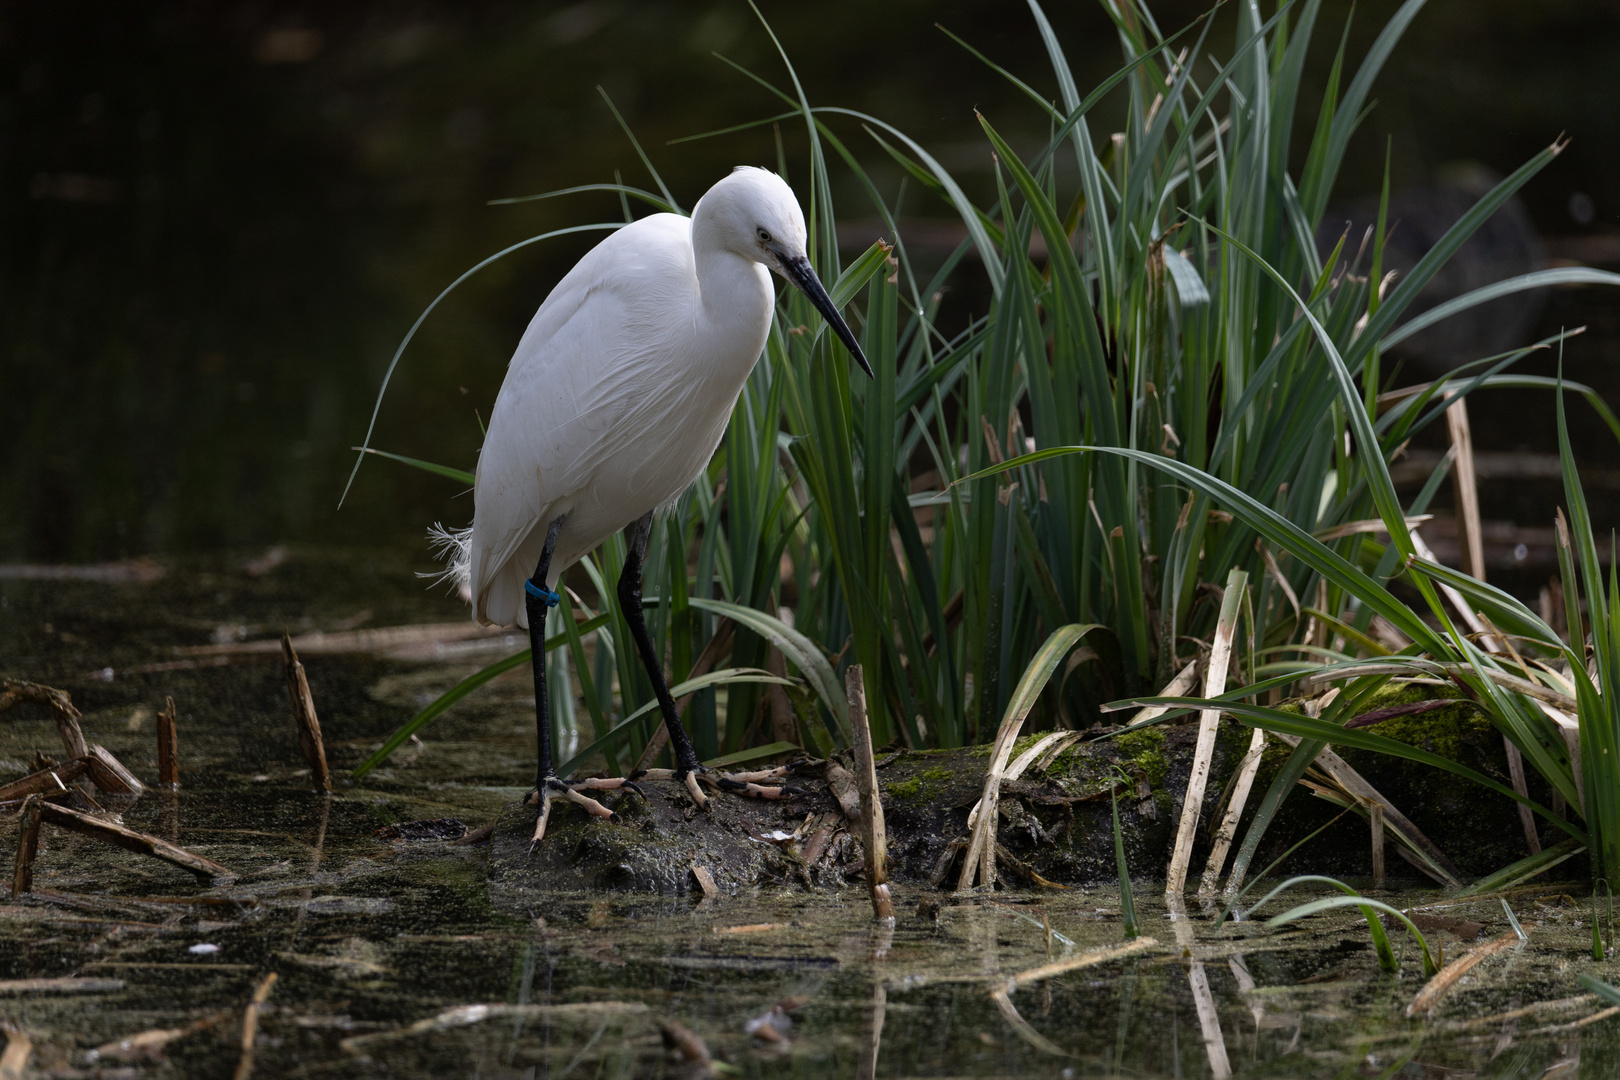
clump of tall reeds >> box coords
[353,0,1620,897]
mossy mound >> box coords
[488,683,1546,897]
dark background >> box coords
[3,0,1618,565]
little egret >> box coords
[436,167,871,846]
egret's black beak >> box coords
[782,255,875,379]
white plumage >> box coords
[446,167,857,628]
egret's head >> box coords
[698,167,873,378]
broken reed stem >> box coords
[1371,801,1385,890]
[156,695,179,789]
[845,666,893,923]
[0,760,86,804]
[37,801,231,880]
[85,746,143,796]
[231,972,278,1080]
[1167,568,1246,897]
[11,795,42,896]
[1199,725,1265,896]
[280,634,331,792]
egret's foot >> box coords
[527,776,644,850]
[631,765,803,808]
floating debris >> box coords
[744,1003,793,1045]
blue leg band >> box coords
[525,580,561,607]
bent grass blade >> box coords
[353,613,611,778]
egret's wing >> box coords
[469,215,699,625]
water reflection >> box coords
[4,545,1620,1076]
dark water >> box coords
[3,551,1620,1076]
[8,8,1620,1066]
[4,0,1620,565]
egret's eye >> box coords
[757,228,772,243]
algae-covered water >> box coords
[3,549,1619,1077]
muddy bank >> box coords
[491,686,1546,897]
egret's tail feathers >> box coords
[422,522,473,604]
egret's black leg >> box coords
[525,514,642,848]
[618,512,798,809]
[526,515,568,793]
[617,513,709,807]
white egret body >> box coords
[435,167,870,831]
[463,168,865,628]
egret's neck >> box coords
[690,215,774,348]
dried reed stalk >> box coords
[1446,407,1540,854]
[1199,725,1265,896]
[280,634,331,792]
[156,695,179,788]
[231,972,278,1080]
[0,761,85,805]
[846,666,893,923]
[1274,730,1461,888]
[1446,400,1486,581]
[37,801,230,880]
[85,746,142,795]
[1167,568,1246,897]
[11,795,42,896]
[1371,802,1385,889]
